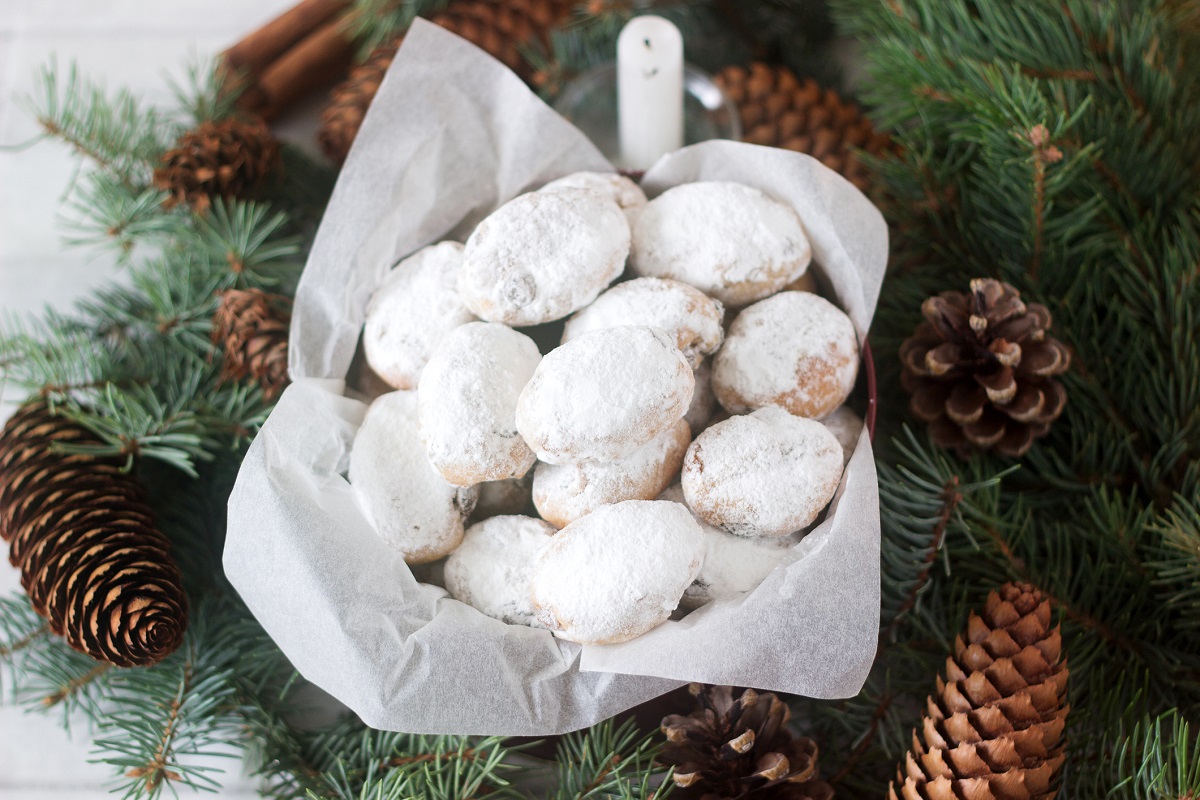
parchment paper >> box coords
[225,19,888,736]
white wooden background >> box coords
[0,1,308,796]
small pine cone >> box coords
[153,116,281,213]
[661,684,834,800]
[900,278,1071,458]
[318,0,573,163]
[212,288,292,400]
[715,63,891,193]
[889,583,1069,800]
[0,402,187,667]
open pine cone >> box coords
[212,288,292,400]
[900,279,1070,458]
[889,583,1068,800]
[661,684,834,800]
[0,402,187,667]
[154,116,280,213]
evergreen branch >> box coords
[185,199,303,290]
[552,717,670,800]
[43,663,113,709]
[61,171,177,259]
[346,0,451,56]
[166,57,241,126]
[1104,709,1200,800]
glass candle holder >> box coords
[553,62,741,171]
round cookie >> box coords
[530,500,706,644]
[681,406,843,538]
[349,392,478,563]
[363,242,477,390]
[658,485,793,610]
[444,515,556,626]
[471,473,534,521]
[713,291,859,419]
[561,277,724,368]
[533,418,691,528]
[821,406,864,467]
[457,188,629,326]
[516,325,694,464]
[541,171,647,212]
[418,322,541,486]
[629,181,811,306]
[684,359,718,432]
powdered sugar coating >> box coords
[444,515,556,626]
[713,291,859,419]
[681,407,843,538]
[533,418,691,528]
[418,322,541,486]
[541,171,647,211]
[821,406,864,467]
[530,500,706,644]
[517,326,694,464]
[349,392,478,563]
[561,277,725,368]
[685,360,718,431]
[363,242,477,389]
[658,484,793,610]
[472,473,534,521]
[629,181,811,307]
[457,188,630,326]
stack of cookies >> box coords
[350,172,865,646]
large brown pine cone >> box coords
[661,684,834,800]
[889,583,1069,800]
[0,402,187,667]
[318,0,573,163]
[153,117,280,213]
[715,63,891,193]
[900,279,1070,458]
[212,288,292,400]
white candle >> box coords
[617,15,684,171]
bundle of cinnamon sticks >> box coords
[222,0,360,121]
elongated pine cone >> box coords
[715,63,891,192]
[212,288,292,400]
[153,116,281,213]
[318,0,573,163]
[889,583,1069,800]
[661,684,834,800]
[0,402,187,667]
[900,279,1070,458]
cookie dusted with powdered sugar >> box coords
[561,277,724,368]
[444,515,556,626]
[681,407,843,538]
[363,242,476,390]
[457,188,629,326]
[533,418,690,528]
[713,291,859,419]
[541,171,647,212]
[516,325,694,464]
[629,181,811,307]
[349,392,477,563]
[418,322,540,486]
[530,500,706,645]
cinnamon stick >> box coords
[247,15,358,121]
[222,0,352,76]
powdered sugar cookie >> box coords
[713,291,859,419]
[418,322,540,486]
[530,500,706,644]
[350,392,478,563]
[821,406,864,467]
[363,242,476,390]
[684,360,718,432]
[516,325,694,464]
[444,515,556,626]
[457,188,629,326]
[681,407,843,538]
[541,171,647,212]
[658,485,793,610]
[471,473,534,521]
[561,277,724,368]
[629,181,811,307]
[533,418,690,528]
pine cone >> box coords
[318,0,573,163]
[153,116,281,213]
[899,278,1070,458]
[0,402,187,667]
[212,288,292,400]
[715,63,891,193]
[889,583,1069,800]
[661,684,834,800]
